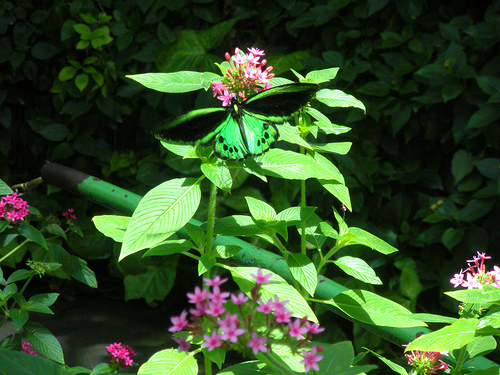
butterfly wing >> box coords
[213,110,279,160]
[244,83,319,120]
[153,107,228,145]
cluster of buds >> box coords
[169,268,324,373]
[62,208,76,224]
[0,193,29,223]
[21,341,37,356]
[450,252,500,289]
[106,342,136,369]
[405,349,449,374]
[211,47,274,106]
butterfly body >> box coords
[154,83,319,160]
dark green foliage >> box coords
[1,0,499,323]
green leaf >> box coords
[257,149,342,181]
[138,349,198,375]
[90,26,113,49]
[218,361,273,375]
[92,215,130,242]
[201,161,232,193]
[143,239,194,256]
[466,104,500,129]
[452,149,474,184]
[230,267,318,322]
[0,179,13,195]
[6,269,31,284]
[29,293,59,307]
[332,256,382,285]
[155,19,237,72]
[319,180,352,211]
[124,264,177,304]
[276,206,316,226]
[306,107,351,135]
[47,243,97,288]
[324,289,425,327]
[365,348,408,375]
[74,73,89,91]
[406,319,500,352]
[127,71,221,93]
[212,245,242,259]
[475,158,500,179]
[305,67,340,83]
[46,224,67,240]
[245,197,277,223]
[17,223,48,250]
[287,253,317,296]
[311,142,352,154]
[345,227,398,254]
[315,88,366,112]
[11,308,29,330]
[445,285,500,304]
[277,122,313,149]
[73,23,91,39]
[24,322,64,364]
[120,178,201,260]
[0,349,73,375]
[31,42,59,60]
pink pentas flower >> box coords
[288,318,308,339]
[21,341,37,356]
[221,325,246,343]
[274,305,292,324]
[187,286,208,304]
[251,267,272,285]
[405,348,449,373]
[231,291,249,305]
[256,298,273,314]
[301,346,323,373]
[202,330,223,351]
[106,342,136,368]
[62,208,76,223]
[169,310,189,332]
[247,332,268,355]
[208,285,230,304]
[0,193,29,223]
[451,252,499,289]
[173,333,191,353]
[204,275,228,287]
[305,321,325,335]
[205,300,226,317]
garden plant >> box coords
[1,0,499,374]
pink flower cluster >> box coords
[211,47,274,106]
[106,342,136,368]
[62,208,76,223]
[0,193,29,222]
[450,252,500,289]
[169,268,324,373]
[21,341,37,356]
[405,349,449,374]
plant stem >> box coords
[204,352,213,375]
[0,238,30,263]
[259,351,298,375]
[300,178,306,255]
[203,182,218,277]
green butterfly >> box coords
[153,83,319,161]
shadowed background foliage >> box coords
[1,0,499,361]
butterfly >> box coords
[153,83,319,160]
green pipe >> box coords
[40,162,498,371]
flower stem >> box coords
[0,238,30,263]
[204,352,213,375]
[204,181,218,277]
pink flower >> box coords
[247,332,268,355]
[106,342,136,368]
[217,89,236,107]
[231,292,249,305]
[204,275,228,287]
[201,330,223,351]
[221,325,246,343]
[405,349,449,373]
[251,267,272,285]
[274,305,292,324]
[301,346,323,373]
[173,333,191,353]
[187,286,208,304]
[0,193,29,222]
[169,310,189,332]
[21,341,37,356]
[305,321,325,335]
[256,298,273,314]
[205,301,226,317]
[208,285,230,304]
[288,318,308,339]
[62,208,76,223]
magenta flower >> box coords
[106,342,136,368]
[305,321,325,335]
[450,252,500,289]
[169,310,189,332]
[221,325,246,343]
[251,267,272,285]
[21,341,37,356]
[301,346,323,373]
[247,332,268,355]
[204,275,229,287]
[0,193,29,223]
[288,318,308,339]
[208,285,230,304]
[62,208,76,223]
[256,298,273,314]
[187,286,208,304]
[405,348,449,373]
[172,333,191,353]
[201,331,223,351]
[231,292,249,305]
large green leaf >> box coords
[332,256,382,285]
[138,349,198,375]
[324,289,425,327]
[230,267,318,323]
[47,243,97,288]
[201,161,232,193]
[287,253,317,296]
[120,178,201,260]
[24,322,64,364]
[92,215,130,242]
[123,263,177,304]
[315,88,366,112]
[126,71,220,93]
[0,349,72,375]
